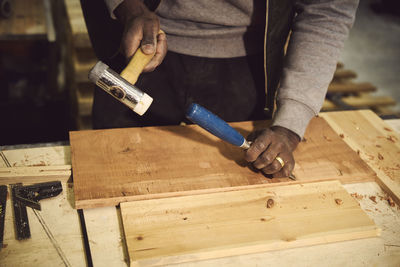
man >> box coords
[81,0,358,178]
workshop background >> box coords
[0,0,399,146]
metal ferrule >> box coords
[95,67,144,111]
[240,140,251,150]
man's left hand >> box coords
[245,126,300,178]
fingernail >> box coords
[141,44,155,54]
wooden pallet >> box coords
[323,63,398,116]
[64,0,95,130]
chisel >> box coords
[186,103,296,180]
[186,103,251,149]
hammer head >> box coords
[89,61,153,116]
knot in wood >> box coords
[266,198,274,208]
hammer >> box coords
[88,39,159,116]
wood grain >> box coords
[120,180,380,266]
[64,0,91,48]
[70,117,376,209]
[321,110,400,204]
[0,0,47,40]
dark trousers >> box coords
[81,1,268,129]
[93,52,267,129]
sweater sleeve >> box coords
[271,0,359,138]
[103,0,124,19]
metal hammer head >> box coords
[88,61,153,116]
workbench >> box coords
[0,110,399,266]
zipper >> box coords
[263,0,269,113]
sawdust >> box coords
[30,161,47,167]
[323,136,332,141]
[378,153,384,160]
[339,134,344,138]
[351,193,364,200]
[335,198,343,205]
[369,196,377,204]
[384,127,392,132]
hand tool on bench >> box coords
[88,30,164,116]
[186,103,252,149]
[0,185,7,250]
[10,181,62,240]
[186,103,296,180]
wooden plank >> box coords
[332,69,357,81]
[0,0,47,40]
[0,146,71,183]
[328,82,376,93]
[121,180,380,266]
[1,146,71,166]
[64,0,91,48]
[83,207,128,267]
[323,95,396,110]
[70,117,376,209]
[0,165,71,184]
[321,110,400,205]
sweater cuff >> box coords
[104,0,124,19]
[271,98,316,139]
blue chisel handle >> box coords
[186,103,251,149]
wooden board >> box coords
[70,117,376,209]
[0,165,71,184]
[120,180,380,266]
[0,0,47,40]
[0,146,71,183]
[64,0,91,48]
[321,110,400,204]
[83,207,128,267]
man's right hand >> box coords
[115,0,167,72]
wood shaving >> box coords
[351,193,363,200]
[339,134,344,138]
[335,198,343,205]
[388,196,395,207]
[378,153,384,160]
[323,136,332,141]
[369,196,377,204]
[384,127,392,132]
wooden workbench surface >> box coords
[0,110,399,266]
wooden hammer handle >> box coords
[120,30,164,85]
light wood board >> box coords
[70,117,376,209]
[120,180,380,266]
[321,110,400,205]
[0,0,47,40]
[0,146,71,183]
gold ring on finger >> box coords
[275,156,285,168]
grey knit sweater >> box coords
[104,0,359,138]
